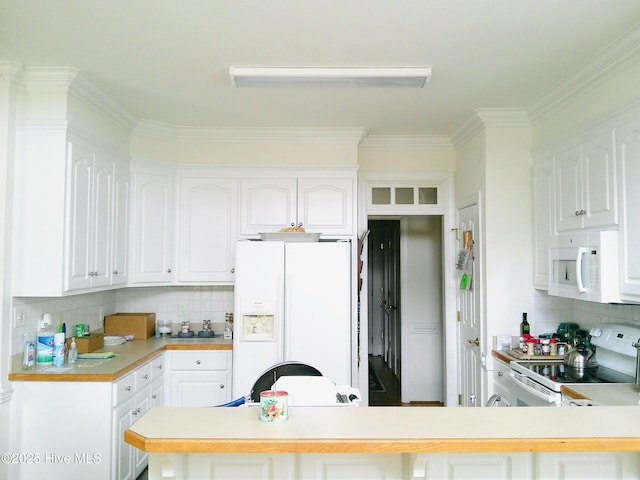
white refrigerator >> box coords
[232,240,352,399]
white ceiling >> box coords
[2,1,640,137]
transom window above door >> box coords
[370,185,438,207]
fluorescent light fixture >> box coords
[229,67,431,88]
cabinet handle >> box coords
[231,268,235,273]
[298,222,303,227]
[196,360,201,365]
[498,371,503,377]
[132,407,141,416]
[152,394,157,400]
[220,384,225,389]
[157,365,163,370]
[142,374,149,380]
[167,268,172,273]
[113,270,118,275]
[125,386,132,391]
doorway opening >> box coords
[367,216,445,406]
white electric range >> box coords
[508,324,640,407]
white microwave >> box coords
[548,230,620,303]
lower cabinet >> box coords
[8,354,163,480]
[166,350,232,407]
[149,452,640,480]
[489,357,512,407]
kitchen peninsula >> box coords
[126,405,640,480]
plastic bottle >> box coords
[37,314,55,365]
[68,337,78,364]
[520,312,530,336]
[22,333,35,370]
[52,332,66,366]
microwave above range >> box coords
[548,230,619,303]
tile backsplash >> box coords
[11,286,234,355]
[533,289,640,335]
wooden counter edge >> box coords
[491,350,512,364]
[560,385,590,400]
[8,342,232,382]
[124,429,640,454]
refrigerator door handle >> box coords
[277,272,286,364]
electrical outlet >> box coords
[13,307,25,328]
[179,301,189,318]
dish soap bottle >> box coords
[520,312,530,336]
[68,337,78,364]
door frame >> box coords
[357,173,457,406]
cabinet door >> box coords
[112,163,130,285]
[178,177,238,282]
[66,142,93,291]
[112,398,135,480]
[299,454,403,480]
[90,153,114,288]
[297,178,353,235]
[240,178,297,235]
[581,131,617,229]
[537,452,636,480]
[555,145,583,232]
[132,172,174,283]
[532,158,555,289]
[150,379,164,407]
[617,121,640,300]
[133,386,151,477]
[170,372,230,407]
[423,453,532,480]
[187,453,296,480]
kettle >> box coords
[563,343,598,369]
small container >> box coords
[259,390,288,423]
[84,324,90,336]
[557,342,567,356]
[22,334,35,370]
[527,341,536,356]
[68,337,78,364]
[75,324,85,338]
[52,332,66,366]
[541,338,551,355]
[550,338,558,356]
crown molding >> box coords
[133,120,368,144]
[359,134,454,150]
[452,108,529,147]
[528,24,640,122]
[18,66,136,133]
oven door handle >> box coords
[505,370,556,404]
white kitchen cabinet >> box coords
[419,452,532,479]
[112,162,130,286]
[616,120,640,302]
[555,131,617,232]
[177,176,238,283]
[131,169,175,284]
[536,452,637,480]
[532,157,555,289]
[167,350,232,407]
[12,128,129,296]
[299,454,403,479]
[240,176,354,236]
[66,146,114,291]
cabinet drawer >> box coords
[170,351,229,371]
[135,362,153,389]
[112,372,136,406]
[150,354,165,381]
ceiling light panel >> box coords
[229,67,432,88]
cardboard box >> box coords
[104,313,156,340]
[67,333,104,354]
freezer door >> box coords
[232,241,285,398]
[285,242,352,385]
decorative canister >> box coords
[259,390,288,423]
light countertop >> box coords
[8,335,232,382]
[562,383,640,406]
[125,405,640,454]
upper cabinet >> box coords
[239,175,355,237]
[12,130,129,296]
[616,120,640,302]
[177,176,238,283]
[130,168,175,285]
[555,131,617,232]
[531,158,555,289]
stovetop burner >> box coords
[513,361,635,385]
